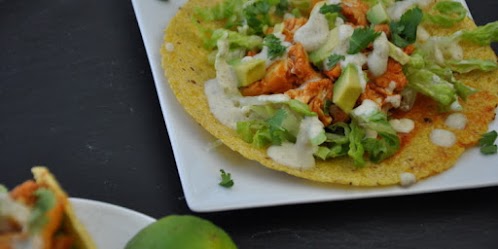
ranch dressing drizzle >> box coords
[294,2,329,52]
[367,32,389,77]
[388,0,434,21]
[205,38,248,129]
[267,116,324,169]
[430,128,456,147]
[205,79,248,129]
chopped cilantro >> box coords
[264,34,286,59]
[326,54,345,69]
[275,0,290,16]
[479,131,498,155]
[390,7,423,48]
[219,169,234,188]
[319,3,342,15]
[348,28,381,54]
[243,0,289,35]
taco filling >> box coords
[0,167,96,249]
[162,0,498,185]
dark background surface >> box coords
[1,0,497,248]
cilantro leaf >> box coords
[264,34,286,59]
[348,28,381,54]
[319,3,342,15]
[481,145,498,155]
[479,131,498,155]
[219,169,234,188]
[243,0,289,35]
[390,7,423,48]
[326,54,345,69]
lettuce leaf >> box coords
[362,132,400,163]
[406,68,457,106]
[205,29,263,50]
[29,188,56,234]
[447,59,498,73]
[236,107,298,148]
[424,1,466,28]
[348,120,366,166]
[194,0,244,29]
[460,21,498,46]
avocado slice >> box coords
[231,58,266,87]
[333,64,363,113]
[309,27,340,66]
[367,2,389,24]
[388,42,410,65]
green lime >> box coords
[125,215,237,249]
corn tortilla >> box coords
[161,0,498,186]
[32,166,97,249]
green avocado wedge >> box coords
[125,215,237,249]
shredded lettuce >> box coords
[29,188,56,234]
[288,99,316,116]
[406,68,457,106]
[348,120,366,166]
[206,29,263,50]
[453,81,477,101]
[460,21,498,46]
[362,132,400,163]
[236,106,301,148]
[350,104,400,163]
[447,59,498,73]
[427,63,477,101]
[313,122,351,160]
[424,1,466,28]
[194,0,245,29]
[417,34,462,66]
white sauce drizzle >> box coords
[238,94,290,106]
[327,0,341,4]
[368,33,390,77]
[416,26,430,42]
[450,100,463,112]
[267,116,324,169]
[385,94,401,108]
[388,0,434,21]
[204,79,248,129]
[400,172,417,187]
[353,99,380,118]
[430,129,457,147]
[445,113,467,130]
[294,2,329,52]
[389,118,415,133]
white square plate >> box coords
[131,0,498,212]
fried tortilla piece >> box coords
[162,0,498,186]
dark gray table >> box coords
[1,0,497,248]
